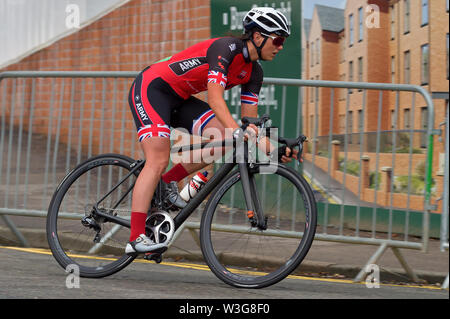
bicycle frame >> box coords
[92,119,307,232]
[92,139,258,231]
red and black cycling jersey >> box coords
[148,37,263,104]
[128,37,264,141]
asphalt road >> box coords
[0,245,447,304]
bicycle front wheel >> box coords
[200,163,317,288]
[46,154,139,278]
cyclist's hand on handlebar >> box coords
[280,147,299,163]
[243,124,259,141]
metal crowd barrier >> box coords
[0,71,445,283]
[433,92,449,289]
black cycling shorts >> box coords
[128,67,215,142]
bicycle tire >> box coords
[200,163,317,288]
[46,153,139,278]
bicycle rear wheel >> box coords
[200,163,317,288]
[46,154,139,278]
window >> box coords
[349,14,354,46]
[404,0,410,34]
[358,7,364,42]
[316,38,320,64]
[349,61,354,93]
[447,33,449,79]
[421,0,429,26]
[404,108,411,129]
[358,110,364,132]
[358,110,364,131]
[391,109,396,129]
[391,56,396,83]
[390,5,396,40]
[310,42,314,66]
[315,76,319,102]
[357,110,364,144]
[420,107,428,147]
[339,114,346,134]
[358,57,363,82]
[358,57,363,92]
[421,44,429,85]
[347,111,354,138]
[404,51,410,84]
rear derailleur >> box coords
[81,206,108,243]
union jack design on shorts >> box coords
[207,71,228,88]
[138,124,171,141]
[192,109,215,136]
[241,92,259,105]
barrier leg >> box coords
[391,247,421,283]
[87,224,122,255]
[0,215,29,247]
[353,243,388,282]
[442,274,449,289]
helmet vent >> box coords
[257,16,277,29]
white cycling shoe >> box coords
[125,234,167,255]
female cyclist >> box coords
[126,7,296,254]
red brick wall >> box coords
[0,0,212,159]
[2,0,211,72]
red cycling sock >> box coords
[162,163,189,183]
[129,212,147,242]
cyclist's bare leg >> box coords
[132,137,170,212]
[129,137,170,241]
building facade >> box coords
[302,0,449,211]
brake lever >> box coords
[296,135,308,164]
[282,135,307,163]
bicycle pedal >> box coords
[144,252,163,263]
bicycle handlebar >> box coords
[241,114,307,164]
[171,114,307,164]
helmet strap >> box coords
[250,32,269,61]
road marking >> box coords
[303,173,338,204]
[0,245,443,290]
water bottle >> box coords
[179,171,208,202]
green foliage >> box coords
[338,157,360,176]
[369,172,381,190]
[393,161,435,195]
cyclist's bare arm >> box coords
[207,82,240,131]
[240,101,274,155]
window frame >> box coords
[421,44,429,85]
[391,56,396,83]
[358,7,364,42]
[447,33,449,80]
[349,60,354,94]
[358,57,363,91]
[316,38,320,65]
[404,0,410,35]
[404,50,411,84]
[349,13,354,47]
[390,5,396,40]
[421,0,429,27]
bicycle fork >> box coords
[238,163,267,230]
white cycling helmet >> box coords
[243,7,290,37]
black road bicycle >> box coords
[46,115,317,288]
